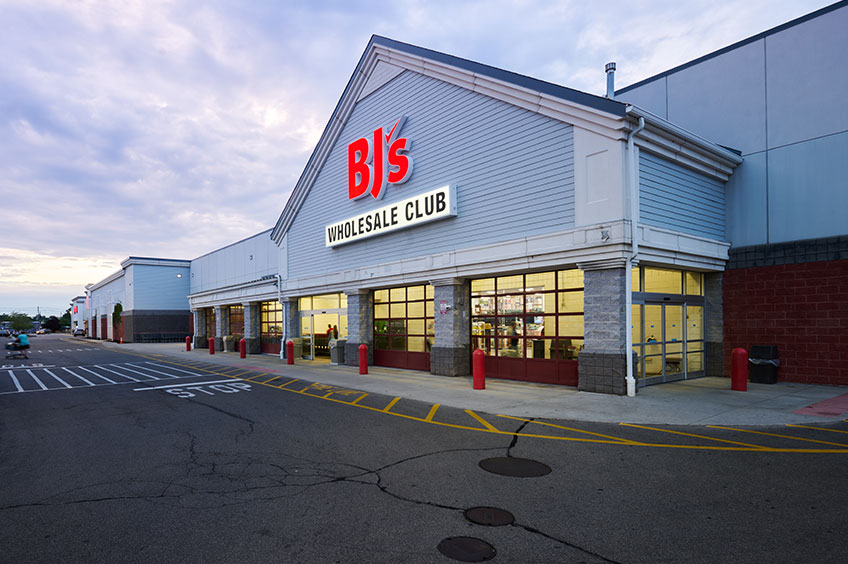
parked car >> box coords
[73,327,86,336]
[36,328,52,334]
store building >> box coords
[85,257,191,342]
[187,229,286,354]
[617,1,848,386]
[86,2,847,392]
[69,295,86,332]
[253,33,745,396]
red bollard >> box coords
[286,340,294,365]
[239,338,246,359]
[731,347,748,391]
[208,337,214,355]
[186,336,191,351]
[473,349,486,390]
[359,344,368,375]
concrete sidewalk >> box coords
[92,339,848,426]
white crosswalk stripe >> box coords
[1,362,227,395]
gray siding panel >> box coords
[640,151,726,240]
[287,71,575,279]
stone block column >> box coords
[430,278,470,376]
[344,289,373,366]
[281,297,299,360]
[578,263,630,395]
[704,272,723,378]
[192,309,206,349]
[242,302,261,354]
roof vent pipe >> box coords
[605,62,616,98]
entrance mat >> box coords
[794,392,848,417]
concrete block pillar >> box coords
[704,272,723,378]
[344,289,373,366]
[578,262,630,395]
[430,278,470,376]
[281,297,299,360]
[242,302,261,354]
[192,309,207,349]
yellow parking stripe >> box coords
[708,425,848,448]
[465,410,498,432]
[424,404,440,422]
[276,378,299,388]
[500,415,640,444]
[620,423,768,449]
[244,372,268,381]
[786,424,848,435]
[382,397,401,413]
[261,376,283,385]
[92,347,848,454]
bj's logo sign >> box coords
[348,116,413,200]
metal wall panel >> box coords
[132,265,190,310]
[190,231,279,294]
[768,131,848,243]
[619,4,848,246]
[639,151,726,240]
[286,70,575,280]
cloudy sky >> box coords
[0,0,833,317]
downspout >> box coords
[624,115,645,397]
[277,274,285,360]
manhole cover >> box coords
[464,506,514,527]
[479,456,551,477]
[437,537,496,562]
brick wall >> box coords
[723,259,848,386]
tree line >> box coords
[0,310,72,332]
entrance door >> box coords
[634,302,703,385]
[301,313,339,360]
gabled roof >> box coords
[270,35,628,244]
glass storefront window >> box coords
[685,272,703,296]
[644,267,682,294]
[526,272,555,292]
[687,306,703,341]
[299,297,312,310]
[229,305,244,337]
[312,294,340,310]
[373,284,434,352]
[496,275,524,294]
[471,269,584,360]
[632,267,641,292]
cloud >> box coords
[0,0,833,315]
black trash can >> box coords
[749,345,779,384]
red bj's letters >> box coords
[348,116,413,200]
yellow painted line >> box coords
[276,378,299,388]
[499,415,640,444]
[786,424,848,435]
[620,423,768,449]
[708,425,848,448]
[243,372,269,381]
[262,376,283,385]
[227,370,253,379]
[382,397,401,413]
[96,348,848,453]
[465,410,498,432]
[323,390,336,398]
[424,404,441,422]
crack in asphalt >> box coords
[506,417,534,457]
[0,441,622,563]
